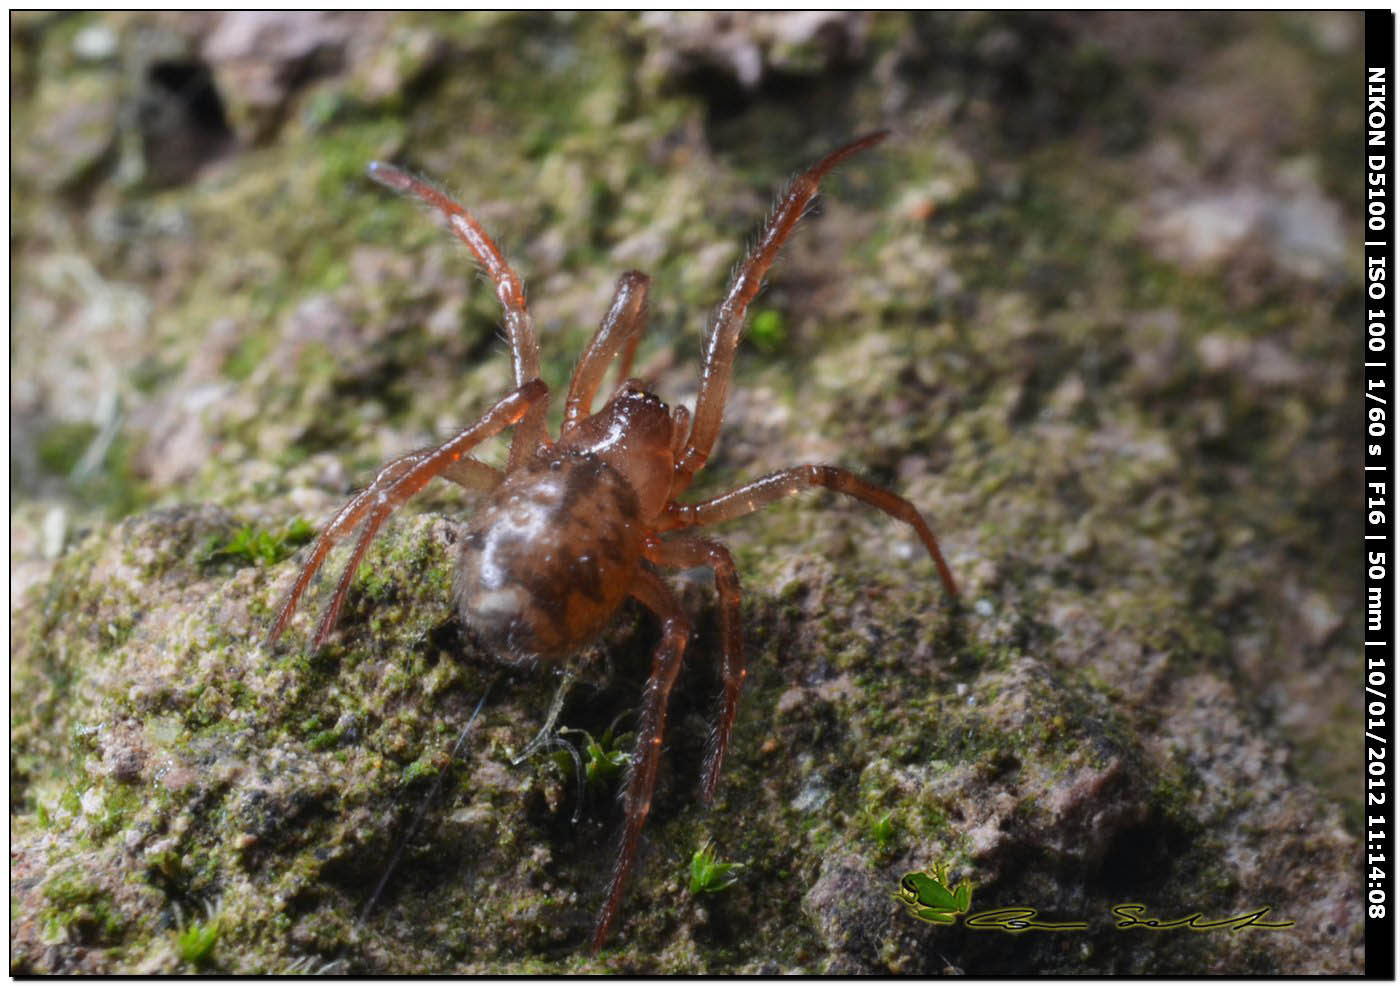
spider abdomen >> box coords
[455,450,644,663]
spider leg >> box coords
[302,456,500,649]
[645,536,744,803]
[592,567,691,952]
[439,456,503,492]
[660,463,959,598]
[613,322,642,394]
[266,458,417,649]
[265,379,548,650]
[672,132,889,495]
[562,270,650,430]
[368,162,548,469]
[310,496,391,651]
[510,668,577,765]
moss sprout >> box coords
[199,518,315,571]
[689,842,745,896]
[175,916,220,967]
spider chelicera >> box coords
[265,130,959,951]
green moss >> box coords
[176,918,220,966]
[689,842,744,895]
[748,308,787,354]
[307,729,340,752]
[223,330,272,382]
[36,420,100,474]
[199,518,315,572]
[32,421,150,519]
[551,722,631,789]
[402,754,440,785]
[40,868,126,945]
[57,785,83,817]
[867,809,896,850]
[90,782,144,842]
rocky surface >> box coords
[11,11,1364,973]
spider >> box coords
[265,131,959,951]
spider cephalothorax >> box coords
[266,131,958,950]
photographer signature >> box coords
[947,903,1293,934]
[898,865,1294,934]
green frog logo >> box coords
[895,862,973,925]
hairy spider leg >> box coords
[672,131,890,495]
[439,456,505,491]
[613,319,643,394]
[367,162,549,470]
[510,668,578,765]
[509,670,589,825]
[645,535,744,802]
[313,455,503,648]
[307,444,508,649]
[310,495,391,651]
[265,379,549,650]
[563,271,651,429]
[592,567,692,953]
[660,463,959,599]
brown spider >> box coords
[265,131,958,951]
